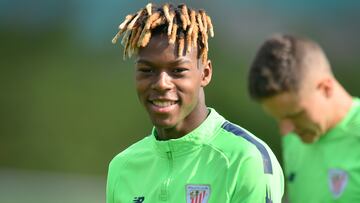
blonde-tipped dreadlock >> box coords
[112,3,215,63]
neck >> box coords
[156,106,209,140]
[328,82,353,130]
[156,92,209,141]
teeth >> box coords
[152,100,176,107]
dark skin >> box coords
[135,33,212,140]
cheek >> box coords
[305,94,327,120]
[307,101,325,123]
[300,112,322,129]
[177,76,200,92]
[185,82,201,98]
[134,80,148,98]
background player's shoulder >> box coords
[349,98,360,134]
[282,133,302,146]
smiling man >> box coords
[248,34,360,202]
[107,3,284,203]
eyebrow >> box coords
[135,58,191,66]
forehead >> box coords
[137,33,198,64]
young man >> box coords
[108,3,284,203]
[248,34,360,202]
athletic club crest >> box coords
[186,184,210,203]
[328,169,348,198]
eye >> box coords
[137,67,154,73]
[172,67,188,74]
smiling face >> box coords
[135,33,212,140]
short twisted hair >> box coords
[112,3,214,63]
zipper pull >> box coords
[167,151,172,159]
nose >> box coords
[151,72,173,92]
[279,119,295,136]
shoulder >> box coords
[349,102,360,135]
[106,136,153,193]
[210,121,277,174]
[282,133,302,148]
[108,136,153,170]
[215,121,284,202]
[329,99,360,139]
[282,133,304,164]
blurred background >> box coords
[1,0,359,202]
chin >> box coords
[301,138,315,144]
[151,118,176,129]
[299,134,320,144]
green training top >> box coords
[283,98,360,203]
[107,108,284,203]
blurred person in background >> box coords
[248,33,360,203]
[107,2,284,203]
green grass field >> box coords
[0,168,105,203]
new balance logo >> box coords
[133,196,145,203]
[288,172,296,182]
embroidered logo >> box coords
[186,184,210,203]
[133,196,145,203]
[329,169,348,198]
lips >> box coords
[148,99,179,113]
[152,100,177,107]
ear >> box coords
[317,77,334,98]
[200,60,212,87]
